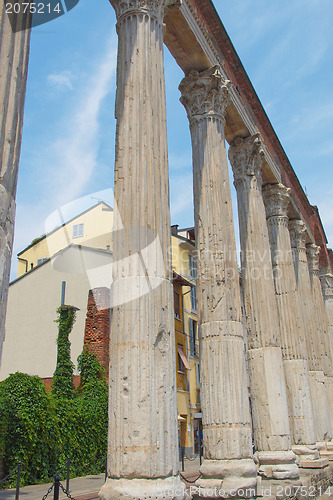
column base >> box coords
[317,441,333,460]
[194,458,257,498]
[293,444,328,468]
[257,477,302,499]
[292,445,321,467]
[99,475,187,500]
[255,451,300,480]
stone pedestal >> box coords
[228,136,299,480]
[0,3,31,362]
[179,67,257,498]
[289,221,332,445]
[262,184,318,468]
[100,2,185,498]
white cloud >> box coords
[46,39,117,207]
[47,70,74,91]
[11,36,117,279]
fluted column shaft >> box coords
[320,273,333,432]
[100,2,185,498]
[179,67,256,496]
[289,222,332,443]
[229,136,299,480]
[307,244,333,442]
[0,3,31,361]
[307,245,332,377]
[262,184,317,459]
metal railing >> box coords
[0,455,108,500]
[180,445,202,472]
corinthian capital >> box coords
[320,273,333,299]
[289,220,307,250]
[110,0,180,21]
[228,134,264,185]
[262,183,290,220]
[179,66,230,122]
[306,244,320,274]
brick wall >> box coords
[83,288,110,379]
[328,249,333,274]
[42,376,81,393]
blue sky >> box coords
[12,0,333,279]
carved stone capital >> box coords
[262,183,290,220]
[110,0,180,21]
[320,273,333,300]
[306,244,320,275]
[228,134,264,186]
[289,220,307,250]
[179,66,230,122]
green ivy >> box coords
[0,373,59,486]
[0,305,108,488]
[52,306,76,399]
[77,345,106,387]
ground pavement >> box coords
[0,458,201,500]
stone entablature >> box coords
[1,0,333,497]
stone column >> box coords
[99,1,185,498]
[320,272,333,435]
[179,67,257,497]
[0,2,31,362]
[228,136,299,480]
[289,222,332,445]
[262,184,319,466]
[306,243,333,445]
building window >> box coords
[72,223,84,239]
[174,291,180,319]
[190,285,197,312]
[189,318,197,356]
[37,258,47,266]
[178,344,185,373]
[195,363,200,388]
[189,254,197,279]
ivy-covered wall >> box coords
[0,306,108,488]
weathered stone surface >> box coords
[308,249,333,440]
[110,0,180,21]
[299,458,328,469]
[195,476,257,498]
[307,245,332,376]
[229,136,298,479]
[179,67,256,497]
[289,221,332,444]
[257,451,300,480]
[99,476,186,500]
[262,183,317,453]
[100,1,182,497]
[0,3,31,362]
